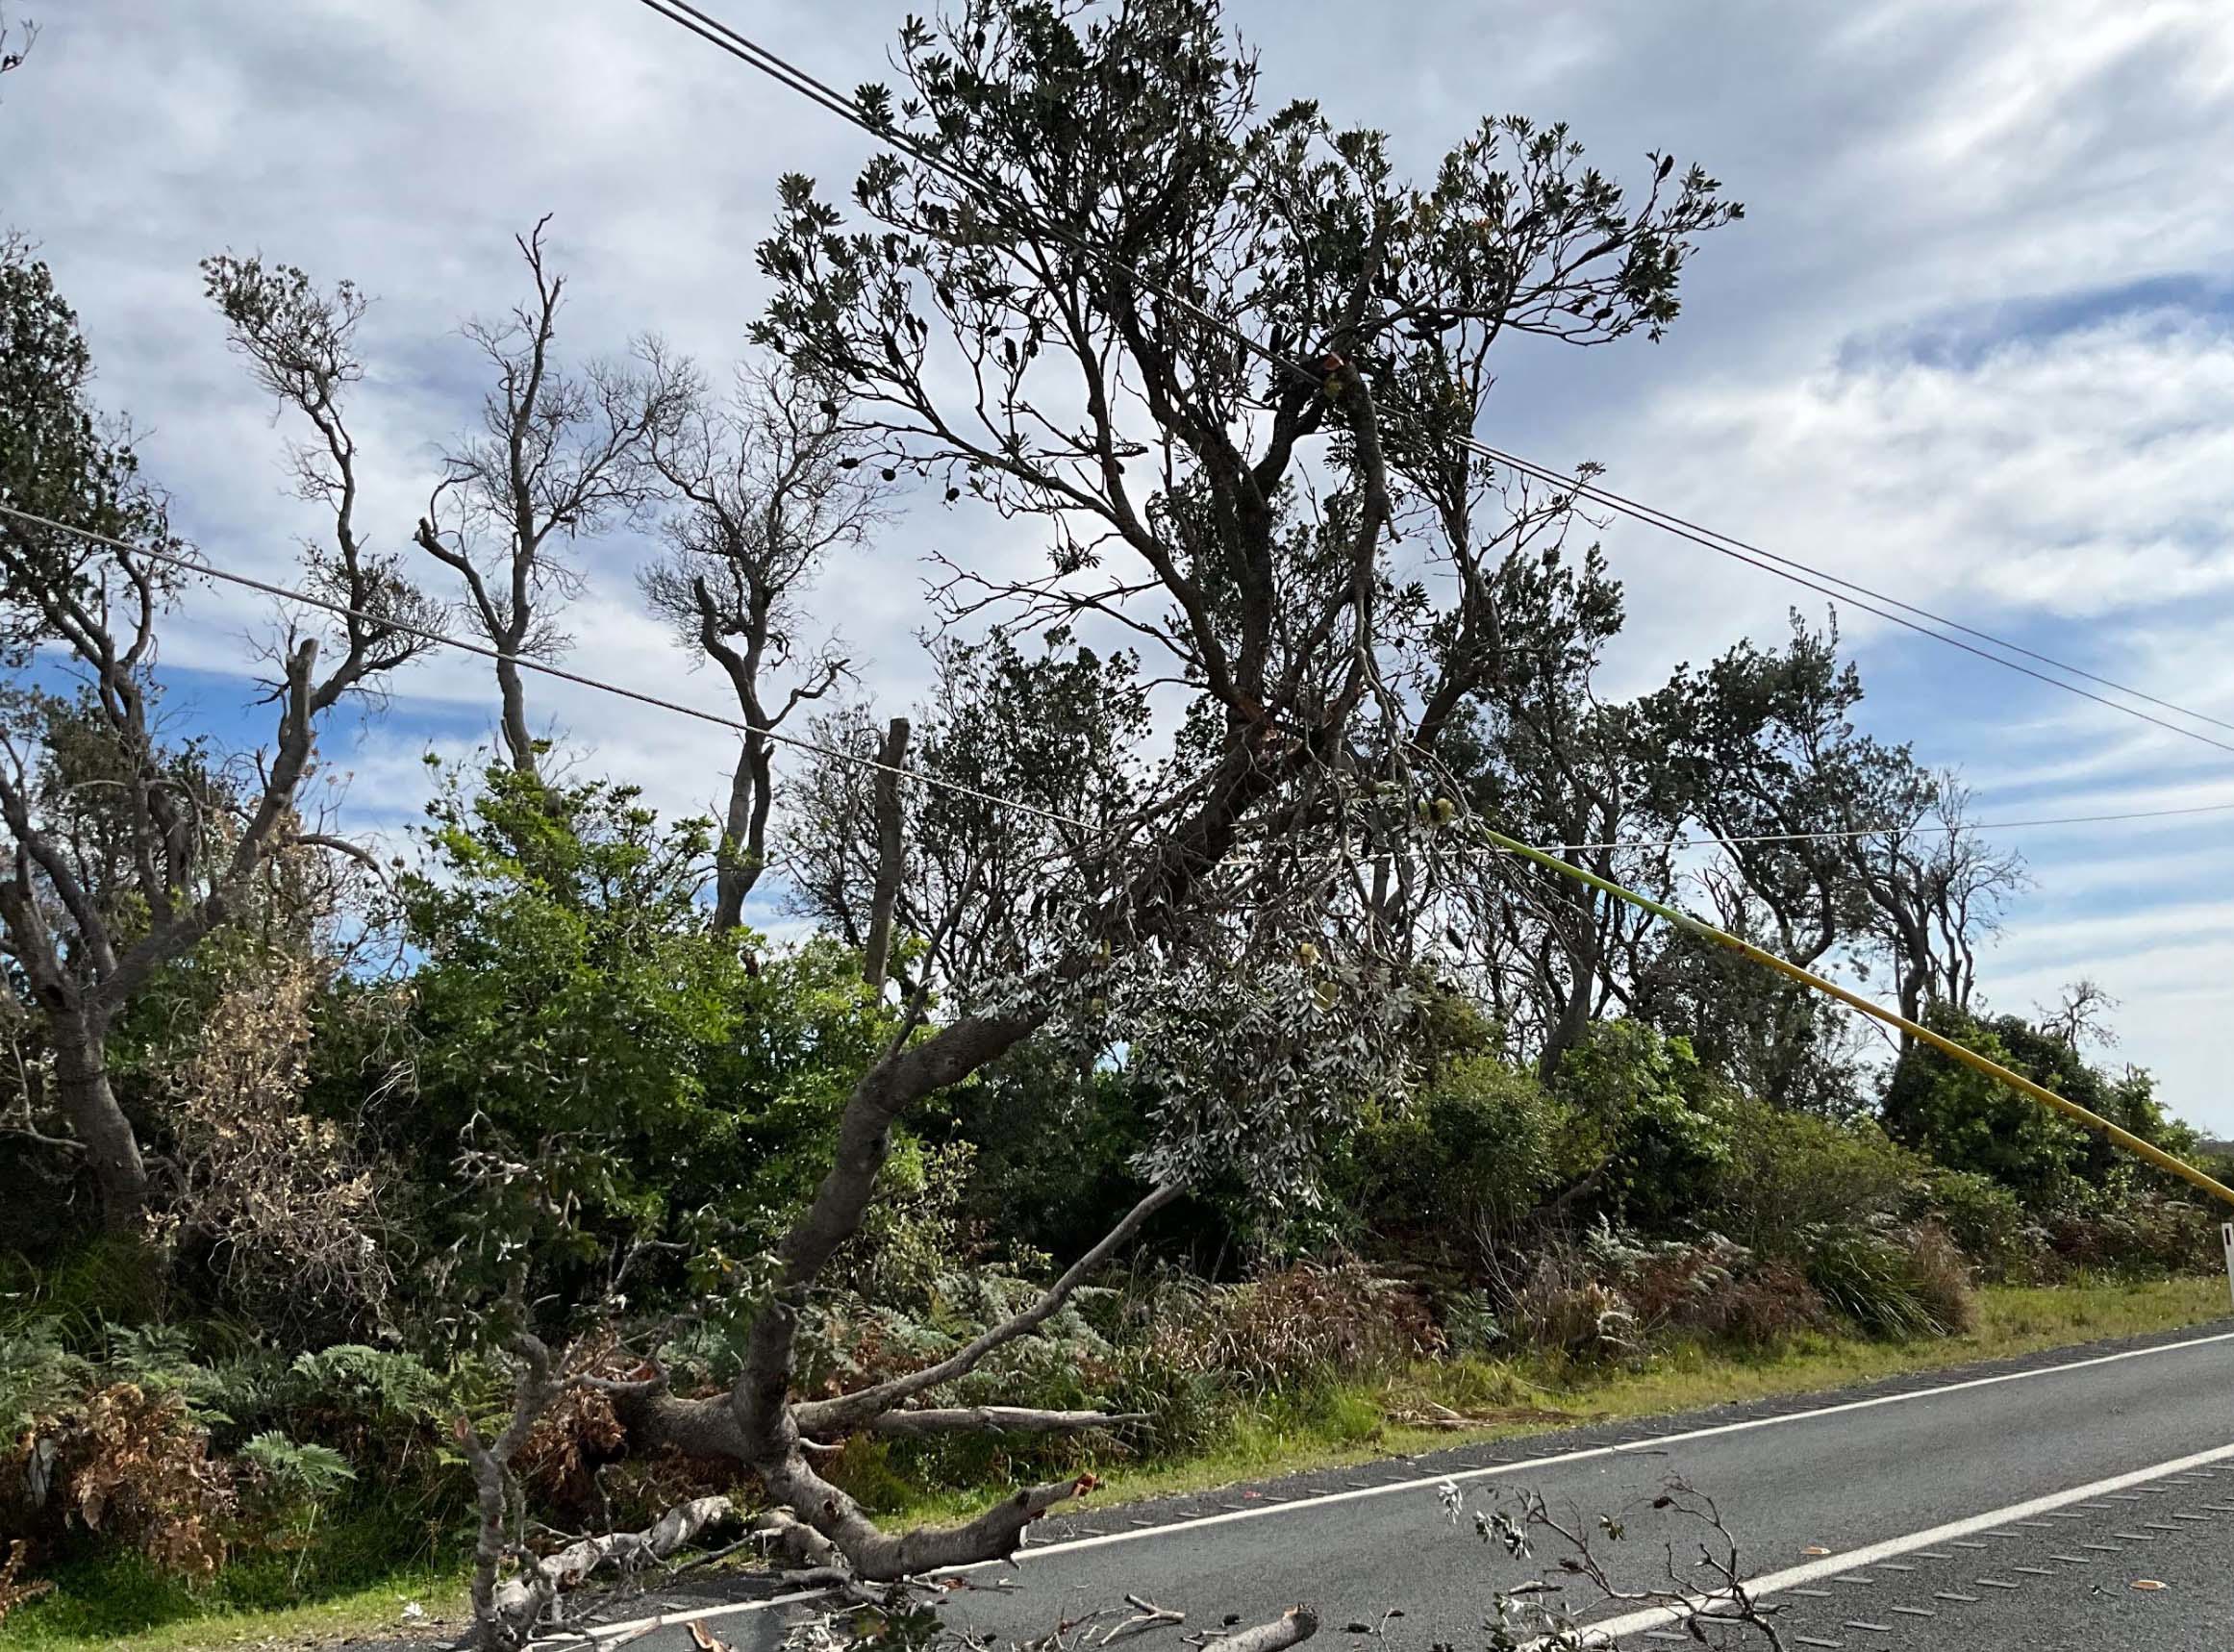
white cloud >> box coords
[9,0,2234,1132]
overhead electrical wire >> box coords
[622,0,2234,759]
[617,1,2234,1208]
[1464,451,2234,738]
[6,500,2228,860]
[0,500,1091,833]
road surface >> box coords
[564,1320,2234,1652]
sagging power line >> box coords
[7,500,2229,859]
[0,500,1088,833]
[622,0,2234,760]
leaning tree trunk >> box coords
[50,1011,147,1233]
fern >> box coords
[0,1323,91,1437]
[239,1431,355,1500]
[0,1539,55,1627]
[285,1344,450,1423]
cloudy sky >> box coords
[8,0,2234,1127]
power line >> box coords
[1534,798,2234,857]
[1469,443,2234,757]
[623,0,2234,758]
[12,493,2228,864]
[1471,453,2234,738]
[0,500,1095,834]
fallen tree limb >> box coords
[1102,1593,1186,1644]
[1205,1608,1319,1652]
[485,1495,739,1640]
[866,1406,1148,1439]
[749,1507,845,1572]
[761,1453,1099,1581]
[795,1183,1182,1439]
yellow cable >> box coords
[1474,824,2234,1211]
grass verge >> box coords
[4,1276,2224,1652]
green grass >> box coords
[987,1276,2234,1526]
[5,1276,2223,1652]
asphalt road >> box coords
[564,1321,2234,1652]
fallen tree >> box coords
[446,0,1733,1640]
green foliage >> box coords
[1710,1101,1920,1253]
[2036,1170,2221,1281]
[0,237,183,665]
[1341,1053,1564,1247]
[283,1345,449,1429]
[0,1322,89,1439]
[1879,1006,2163,1206]
[1552,1021,1732,1229]
[940,1042,1157,1265]
[238,1432,354,1505]
[1906,1167,2035,1282]
[364,765,894,1332]
[1802,1221,1977,1340]
[1,1238,167,1335]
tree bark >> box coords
[712,728,773,935]
[49,1013,145,1232]
[485,1495,739,1638]
[862,716,910,989]
[496,654,539,779]
[1217,1608,1320,1652]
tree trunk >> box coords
[862,716,910,989]
[712,731,772,936]
[496,655,539,778]
[1536,955,1594,1085]
[50,1014,147,1233]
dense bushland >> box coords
[2,0,2224,1641]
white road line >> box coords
[1004,1326,2234,1563]
[1562,1439,2234,1647]
[565,1327,2234,1645]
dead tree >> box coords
[642,362,889,931]
[0,246,436,1226]
[414,217,691,779]
[0,6,34,90]
[1850,773,2026,1032]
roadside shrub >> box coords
[1602,1232,1751,1335]
[1907,1168,2039,1282]
[1343,1056,1565,1249]
[1901,1221,1981,1336]
[1208,1260,1443,1389]
[1711,1260,1836,1348]
[1803,1221,1976,1339]
[1565,1226,1833,1352]
[836,1139,983,1308]
[1881,1008,2089,1203]
[1494,1231,1640,1362]
[48,1383,234,1577]
[236,1432,355,1566]
[2038,1180,2221,1280]
[1507,1269,1636,1363]
[0,1538,52,1625]
[148,944,396,1341]
[1713,1103,1919,1252]
[1553,1022,1734,1230]
[1094,1271,1232,1455]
